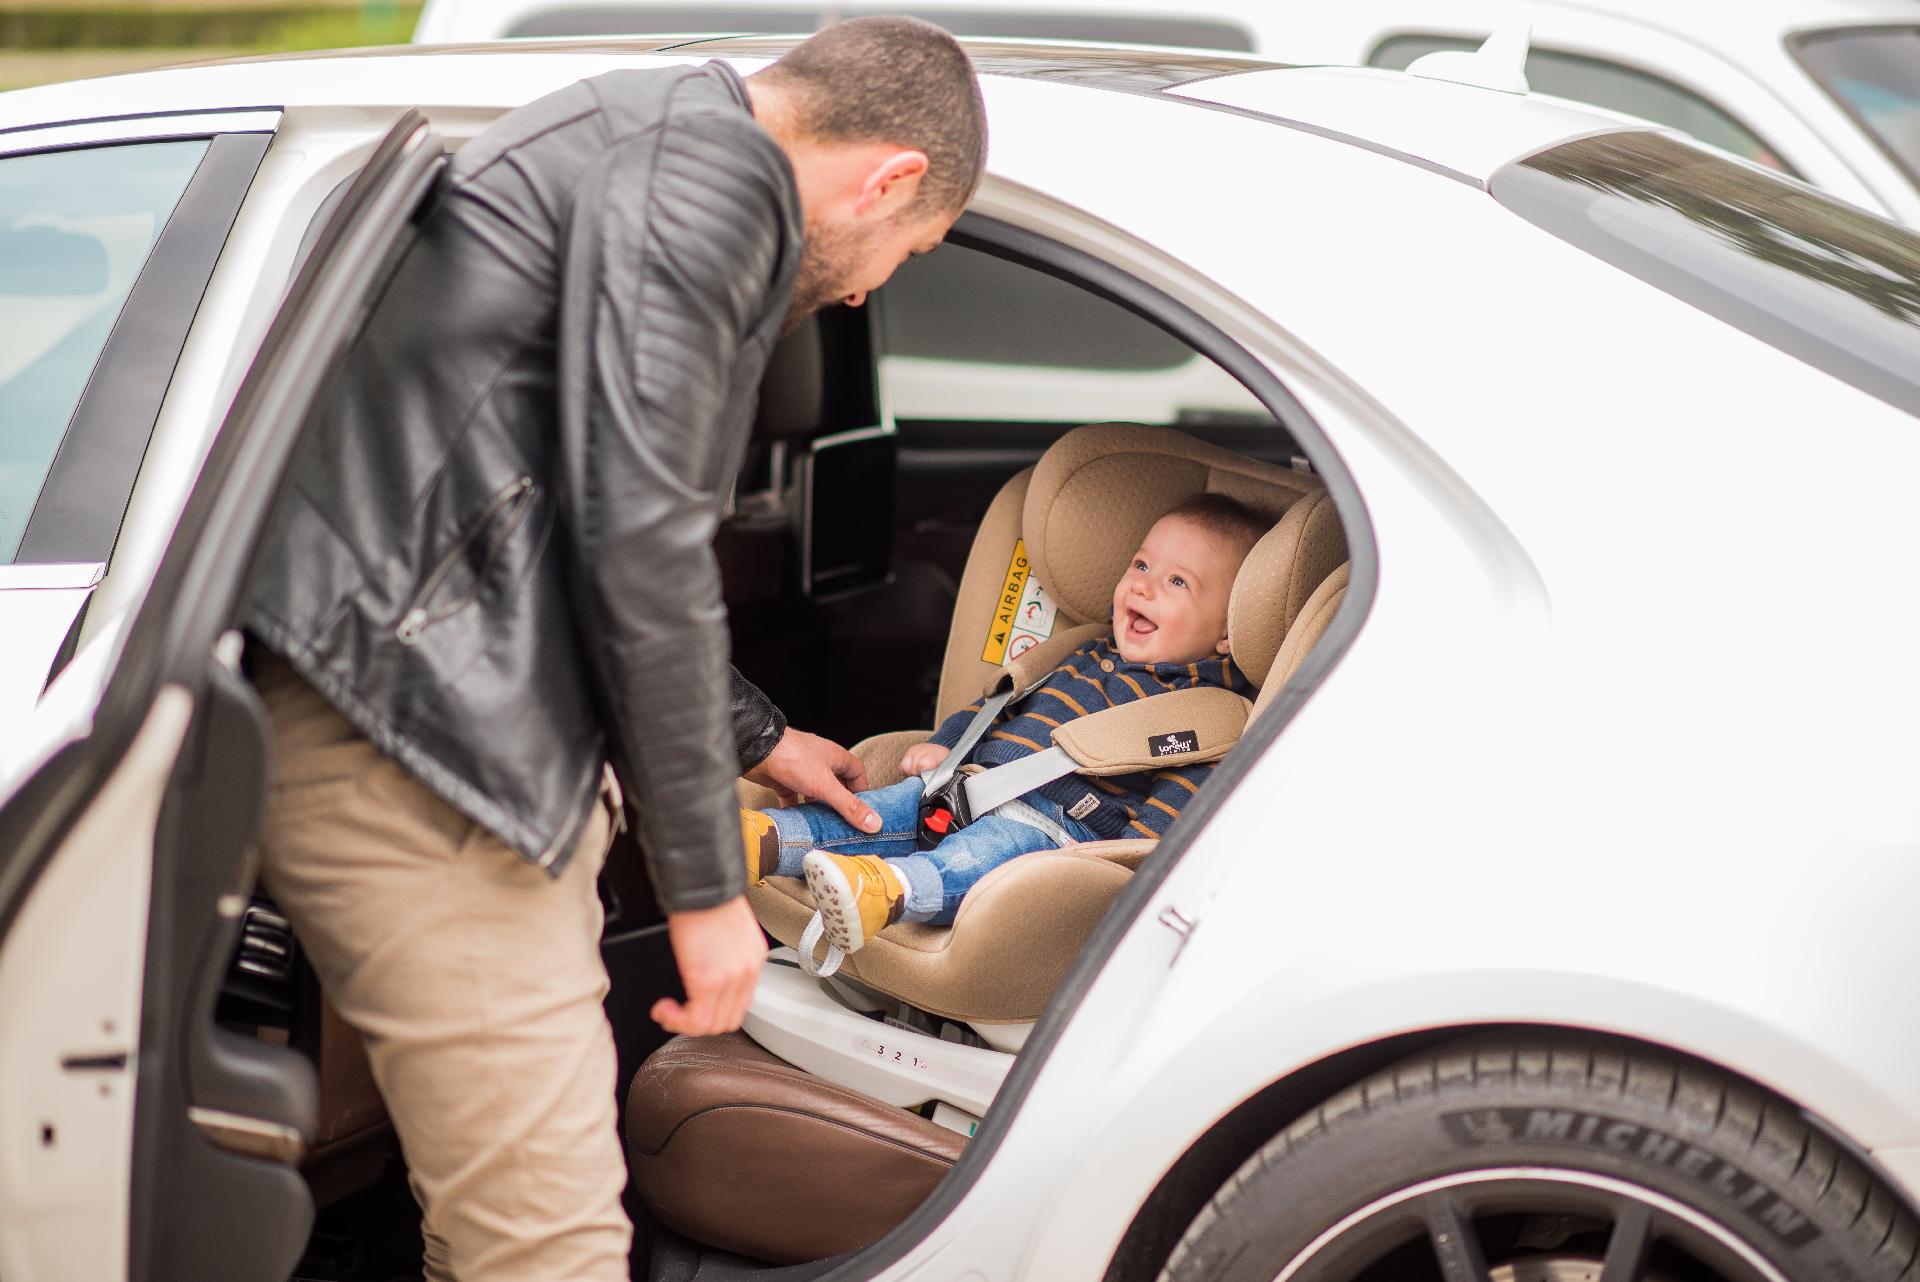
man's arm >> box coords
[553,100,795,914]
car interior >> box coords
[209,225,1354,1282]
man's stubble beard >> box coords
[780,217,874,338]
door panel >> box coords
[0,109,445,1282]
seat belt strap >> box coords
[919,683,1015,796]
[954,745,1079,819]
[915,683,1017,848]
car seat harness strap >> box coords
[916,683,1253,849]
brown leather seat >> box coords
[626,1032,965,1264]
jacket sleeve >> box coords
[731,665,786,771]
[554,102,796,913]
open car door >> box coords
[0,112,445,1282]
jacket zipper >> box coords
[395,476,536,646]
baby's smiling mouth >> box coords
[1124,608,1158,638]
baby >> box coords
[741,492,1269,968]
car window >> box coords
[502,5,1253,49]
[1370,35,1798,176]
[1491,130,1920,418]
[0,140,210,563]
[1792,25,1920,193]
[875,241,1273,425]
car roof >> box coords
[0,35,1635,188]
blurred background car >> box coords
[410,0,1920,224]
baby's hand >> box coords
[898,742,950,776]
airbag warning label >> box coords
[980,540,1056,664]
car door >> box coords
[0,113,278,741]
[0,111,445,1282]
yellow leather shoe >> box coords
[741,809,780,885]
[801,852,906,955]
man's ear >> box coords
[855,148,929,216]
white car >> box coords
[4,32,1920,1282]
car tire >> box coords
[1160,1035,1919,1282]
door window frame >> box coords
[1,112,277,566]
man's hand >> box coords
[898,741,949,776]
[651,896,768,1035]
[744,727,880,833]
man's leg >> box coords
[253,658,627,1282]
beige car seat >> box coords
[627,424,1353,1264]
[742,422,1345,1024]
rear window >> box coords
[1490,131,1920,417]
[1791,25,1920,192]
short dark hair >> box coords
[753,16,988,215]
[1160,492,1271,556]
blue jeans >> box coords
[762,777,1098,925]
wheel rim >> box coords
[1269,1167,1792,1282]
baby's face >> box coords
[1112,515,1245,666]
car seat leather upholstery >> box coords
[626,1031,964,1264]
[744,423,1347,1021]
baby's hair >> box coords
[1158,492,1270,557]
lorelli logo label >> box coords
[1442,1109,1820,1247]
[1150,730,1199,758]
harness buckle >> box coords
[915,776,974,850]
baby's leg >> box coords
[892,814,1064,926]
[757,777,924,879]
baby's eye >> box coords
[1169,575,1188,589]
[1132,559,1148,572]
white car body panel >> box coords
[2,41,1918,1279]
[1169,64,1639,180]
[0,688,191,1282]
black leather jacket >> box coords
[247,63,801,911]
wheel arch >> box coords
[1099,1021,1920,1282]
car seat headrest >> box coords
[1226,490,1348,687]
[1023,423,1323,627]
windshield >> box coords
[1791,26,1920,192]
[1490,131,1920,418]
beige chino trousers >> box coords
[254,656,630,1282]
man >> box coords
[245,18,986,1280]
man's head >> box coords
[1112,494,1270,666]
[748,17,987,327]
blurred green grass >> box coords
[0,2,423,91]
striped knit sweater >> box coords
[928,634,1254,840]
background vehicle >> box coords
[3,32,1920,1282]
[413,0,1920,226]
[1276,0,1920,226]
